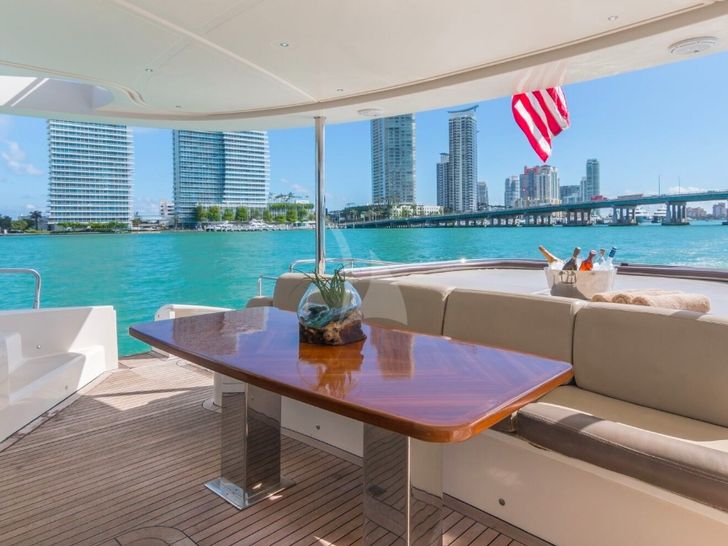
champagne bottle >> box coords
[579,249,597,271]
[538,245,563,268]
[562,247,581,271]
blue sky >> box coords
[1,50,727,218]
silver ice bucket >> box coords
[544,267,617,300]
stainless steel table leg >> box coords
[363,424,443,545]
[206,381,294,509]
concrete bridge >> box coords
[342,191,728,229]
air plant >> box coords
[302,265,352,309]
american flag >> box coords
[512,87,570,162]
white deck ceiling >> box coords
[0,0,727,129]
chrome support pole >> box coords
[363,425,443,545]
[315,116,326,276]
[206,381,294,509]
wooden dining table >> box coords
[130,306,572,546]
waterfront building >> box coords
[520,164,560,205]
[504,176,521,208]
[160,200,174,218]
[436,153,450,210]
[371,114,416,205]
[173,130,269,226]
[476,181,489,210]
[447,106,478,212]
[712,202,726,219]
[686,206,708,220]
[560,184,582,204]
[582,158,600,201]
[47,120,133,227]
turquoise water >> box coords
[2,223,728,355]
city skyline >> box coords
[2,50,728,217]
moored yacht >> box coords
[2,2,728,545]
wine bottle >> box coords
[579,250,597,271]
[606,247,618,268]
[538,245,563,268]
[562,247,581,271]
[594,248,606,270]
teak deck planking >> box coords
[0,355,551,546]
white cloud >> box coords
[0,140,43,176]
[25,204,37,210]
[278,177,312,198]
[666,185,708,194]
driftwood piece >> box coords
[299,309,366,346]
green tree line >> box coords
[194,203,314,224]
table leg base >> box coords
[205,476,295,510]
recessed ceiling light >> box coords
[669,36,718,56]
[175,105,182,109]
[144,67,154,73]
[279,42,290,48]
[607,15,619,22]
[336,88,344,93]
[358,108,384,117]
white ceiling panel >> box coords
[0,0,725,128]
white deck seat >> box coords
[0,306,117,441]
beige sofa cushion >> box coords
[518,385,728,511]
[352,278,452,336]
[573,303,728,428]
[272,273,311,312]
[442,289,581,362]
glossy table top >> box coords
[130,307,572,442]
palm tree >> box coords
[29,210,43,230]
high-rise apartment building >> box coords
[371,114,416,205]
[436,153,450,209]
[173,131,269,225]
[447,106,478,212]
[520,165,560,205]
[47,120,133,227]
[504,176,520,208]
[713,202,727,219]
[560,184,582,204]
[582,158,600,201]
[476,181,489,211]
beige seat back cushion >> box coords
[442,289,581,362]
[573,303,728,428]
[352,279,452,336]
[272,273,311,312]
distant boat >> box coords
[651,205,667,224]
[634,206,651,223]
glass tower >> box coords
[47,120,133,227]
[448,106,478,213]
[371,114,416,205]
[584,158,600,200]
[172,130,269,226]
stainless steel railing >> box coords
[255,258,400,297]
[0,268,42,309]
[257,275,279,297]
[287,257,398,272]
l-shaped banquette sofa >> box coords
[242,272,728,544]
